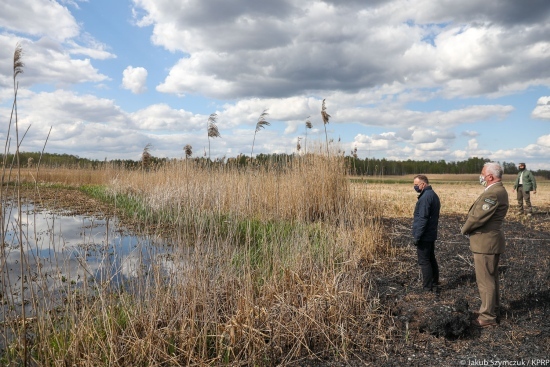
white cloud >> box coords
[122,66,148,94]
[531,96,550,120]
[537,135,550,147]
[66,38,116,60]
[0,35,109,89]
[0,0,79,41]
[415,139,449,152]
[130,104,204,131]
[133,0,550,102]
[2,0,550,169]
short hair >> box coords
[413,174,429,184]
[519,162,526,166]
[484,162,503,179]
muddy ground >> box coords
[18,188,550,366]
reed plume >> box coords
[13,43,24,83]
[141,143,152,170]
[250,109,270,160]
[321,99,331,156]
[183,144,193,159]
[206,113,220,161]
[304,116,312,154]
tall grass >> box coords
[5,153,550,364]
[1,147,395,366]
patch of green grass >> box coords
[79,184,165,222]
[230,218,339,282]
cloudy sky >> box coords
[1,0,550,169]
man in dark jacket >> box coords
[412,174,441,294]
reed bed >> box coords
[4,156,549,365]
[2,153,394,366]
[14,166,116,187]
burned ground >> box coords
[296,209,550,366]
[370,211,550,366]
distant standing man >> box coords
[412,175,441,295]
[513,162,537,215]
[461,162,509,328]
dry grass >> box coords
[14,166,114,186]
[2,153,394,366]
[4,162,549,365]
[364,174,550,218]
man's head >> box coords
[518,163,526,171]
[413,174,429,193]
[480,162,503,187]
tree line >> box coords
[2,151,548,178]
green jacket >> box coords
[461,182,509,254]
[514,169,537,192]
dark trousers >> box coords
[416,241,439,290]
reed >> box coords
[250,109,270,160]
[207,113,220,161]
[4,155,550,364]
[1,145,396,366]
[3,41,546,362]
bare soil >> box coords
[19,188,550,366]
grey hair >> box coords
[484,162,503,178]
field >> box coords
[370,174,550,218]
[1,160,549,366]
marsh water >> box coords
[1,204,171,320]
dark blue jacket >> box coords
[412,186,440,243]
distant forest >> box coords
[2,151,549,179]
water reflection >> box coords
[1,204,167,319]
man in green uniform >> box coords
[461,162,509,328]
[513,162,537,215]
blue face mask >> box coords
[414,185,422,193]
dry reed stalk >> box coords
[108,150,368,226]
[321,99,331,156]
[250,110,270,160]
[304,117,312,155]
[206,113,220,161]
[20,150,386,365]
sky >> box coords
[1,0,550,169]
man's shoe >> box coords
[471,319,497,328]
